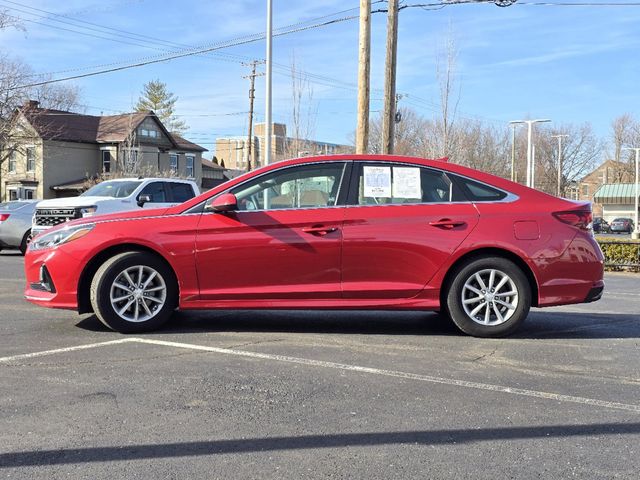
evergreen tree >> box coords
[135,79,187,135]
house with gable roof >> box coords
[1,100,206,201]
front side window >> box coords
[355,164,463,205]
[186,156,195,178]
[230,162,346,211]
[138,182,167,203]
[26,147,36,172]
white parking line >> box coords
[0,338,138,363]
[132,338,640,414]
[1,337,639,413]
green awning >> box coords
[594,183,639,204]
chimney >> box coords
[24,100,40,109]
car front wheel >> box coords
[90,251,177,333]
[446,257,531,337]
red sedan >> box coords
[24,155,604,337]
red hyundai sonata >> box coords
[24,155,604,337]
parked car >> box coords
[32,178,199,238]
[609,217,634,234]
[24,155,605,338]
[592,217,610,234]
[0,200,38,255]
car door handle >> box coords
[429,219,466,229]
[302,225,339,236]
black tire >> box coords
[90,251,178,333]
[19,230,31,255]
[445,256,531,337]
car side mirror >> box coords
[205,193,238,213]
[137,194,152,207]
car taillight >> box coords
[553,209,593,231]
[0,214,10,223]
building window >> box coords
[102,151,111,173]
[24,189,35,200]
[26,147,36,172]
[582,184,589,197]
[186,155,194,178]
[169,154,178,173]
[9,189,18,201]
[8,151,17,173]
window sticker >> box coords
[363,166,392,197]
[392,167,421,199]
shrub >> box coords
[597,238,640,272]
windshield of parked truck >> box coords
[81,181,142,198]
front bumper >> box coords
[24,247,82,310]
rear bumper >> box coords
[537,233,605,307]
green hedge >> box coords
[597,237,640,272]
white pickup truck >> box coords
[32,178,200,237]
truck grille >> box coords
[34,208,79,227]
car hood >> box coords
[36,196,122,208]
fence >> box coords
[598,240,640,271]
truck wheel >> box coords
[90,251,178,333]
[446,256,531,337]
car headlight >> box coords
[30,224,95,251]
[80,206,97,217]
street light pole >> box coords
[551,134,569,197]
[509,123,520,182]
[510,119,551,188]
[622,147,640,240]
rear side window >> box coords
[170,183,196,203]
[354,164,466,205]
[452,175,507,202]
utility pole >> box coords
[551,134,569,197]
[510,119,551,188]
[243,60,264,171]
[356,0,371,154]
[622,147,640,240]
[265,0,273,166]
[381,0,399,155]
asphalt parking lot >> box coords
[1,252,639,479]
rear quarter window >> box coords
[452,175,508,202]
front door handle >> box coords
[429,218,466,229]
[302,225,338,236]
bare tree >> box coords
[533,123,602,196]
[115,114,142,176]
[434,28,461,158]
[284,56,317,160]
[0,9,24,31]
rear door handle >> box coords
[429,219,466,229]
[302,225,338,236]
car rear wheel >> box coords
[19,230,32,255]
[90,251,177,333]
[446,257,531,337]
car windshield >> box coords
[81,181,142,198]
[612,218,627,222]
[0,202,30,211]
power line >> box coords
[7,14,362,91]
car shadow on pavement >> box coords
[76,310,640,339]
[2,422,640,468]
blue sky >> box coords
[2,0,640,156]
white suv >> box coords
[32,178,199,237]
